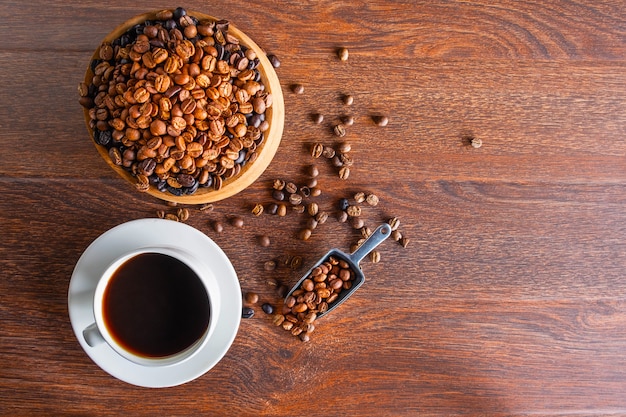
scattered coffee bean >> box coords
[267,203,279,215]
[258,235,271,247]
[315,211,329,224]
[165,213,179,222]
[400,236,410,248]
[310,187,322,197]
[373,115,389,127]
[199,203,214,212]
[338,166,350,180]
[299,333,311,342]
[245,292,259,304]
[308,165,320,177]
[273,314,285,326]
[322,146,336,159]
[306,178,318,188]
[242,307,255,319]
[361,226,372,238]
[342,115,354,126]
[268,54,281,68]
[299,228,312,241]
[213,221,224,233]
[285,182,298,194]
[391,229,402,242]
[277,203,287,217]
[388,217,401,231]
[370,250,381,263]
[273,179,286,190]
[307,202,319,216]
[264,261,277,272]
[337,211,348,223]
[312,113,324,124]
[277,284,288,298]
[265,277,278,287]
[156,209,166,219]
[354,192,366,204]
[471,137,483,148]
[346,205,362,217]
[366,194,379,206]
[293,205,305,214]
[333,124,347,137]
[290,256,303,270]
[350,216,364,229]
[338,198,350,211]
[311,143,324,158]
[177,208,190,222]
[342,94,354,105]
[262,303,274,314]
[338,47,349,61]
[306,217,318,230]
[252,203,264,216]
[289,193,303,205]
[338,142,352,153]
[300,186,311,198]
[231,216,244,228]
[292,83,305,94]
[272,189,286,201]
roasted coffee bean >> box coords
[277,203,287,217]
[292,205,305,214]
[338,198,350,211]
[471,137,483,148]
[273,314,286,326]
[213,220,224,233]
[285,182,298,194]
[292,83,304,94]
[177,207,190,221]
[307,164,319,177]
[267,203,279,215]
[315,211,329,224]
[322,146,335,159]
[311,143,324,158]
[299,228,312,241]
[306,217,318,230]
[252,203,264,216]
[338,166,350,179]
[272,189,286,201]
[374,115,389,127]
[333,124,346,137]
[289,193,303,205]
[258,235,271,247]
[388,217,401,231]
[337,211,348,223]
[231,216,244,227]
[245,292,259,304]
[366,194,379,206]
[299,333,310,342]
[400,236,410,248]
[338,142,352,153]
[312,113,324,124]
[350,216,364,229]
[261,303,274,314]
[267,54,281,68]
[307,202,319,216]
[391,229,402,242]
[338,47,349,61]
[342,94,354,105]
[273,178,286,190]
[346,205,361,217]
[370,250,381,263]
[242,307,255,318]
[264,261,277,271]
[341,115,354,126]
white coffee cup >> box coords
[82,246,220,367]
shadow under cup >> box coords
[85,247,217,367]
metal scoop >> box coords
[285,223,392,319]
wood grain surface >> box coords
[0,0,624,415]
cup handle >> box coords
[83,323,105,347]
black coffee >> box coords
[103,252,210,358]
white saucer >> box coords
[68,218,242,388]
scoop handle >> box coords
[349,223,392,265]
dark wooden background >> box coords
[1,0,624,415]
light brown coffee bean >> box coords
[245,292,259,304]
[338,166,350,180]
[338,47,349,61]
[333,124,346,137]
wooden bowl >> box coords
[82,10,284,204]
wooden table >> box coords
[1,1,624,415]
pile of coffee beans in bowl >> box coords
[78,7,275,197]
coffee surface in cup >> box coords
[103,252,210,358]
